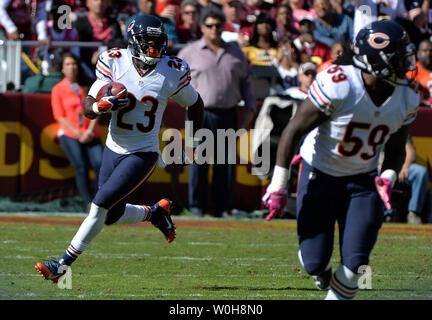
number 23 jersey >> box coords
[89,48,198,155]
[300,64,419,177]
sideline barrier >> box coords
[0,93,265,211]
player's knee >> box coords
[303,260,329,276]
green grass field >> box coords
[1,214,431,300]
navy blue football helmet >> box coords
[127,15,167,66]
[353,20,417,85]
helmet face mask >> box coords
[353,20,417,86]
[127,15,167,66]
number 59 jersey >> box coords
[89,48,198,155]
[300,64,419,177]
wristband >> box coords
[267,165,290,192]
[380,169,397,188]
[92,102,102,115]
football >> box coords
[96,82,128,101]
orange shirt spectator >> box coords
[51,78,101,139]
[407,61,432,105]
[407,40,432,106]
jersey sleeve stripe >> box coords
[177,75,190,89]
[179,68,190,81]
[98,58,111,70]
[172,80,191,96]
[315,80,332,102]
[403,111,417,124]
[96,62,113,77]
[96,66,113,81]
[310,82,335,111]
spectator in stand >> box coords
[242,13,278,66]
[273,39,301,95]
[40,1,82,76]
[400,135,429,224]
[0,0,49,41]
[329,0,355,17]
[73,0,123,72]
[126,0,179,50]
[396,5,429,49]
[317,39,353,72]
[241,0,278,38]
[275,3,299,42]
[23,50,64,93]
[352,0,421,37]
[420,0,432,34]
[282,61,317,100]
[113,1,138,36]
[197,0,222,22]
[313,0,353,48]
[0,0,49,82]
[60,0,87,12]
[384,135,430,224]
[178,10,255,218]
[288,0,316,31]
[222,0,250,46]
[155,0,181,24]
[293,15,331,66]
[176,0,202,43]
[408,39,432,106]
[51,52,103,208]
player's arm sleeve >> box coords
[88,79,110,99]
[170,61,199,107]
[0,0,17,34]
[402,88,420,125]
[307,66,350,116]
[95,51,114,81]
[34,2,48,40]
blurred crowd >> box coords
[1,0,432,222]
[2,0,432,104]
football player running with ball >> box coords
[262,20,419,299]
[35,15,204,283]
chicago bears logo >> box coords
[368,32,390,49]
[127,20,135,32]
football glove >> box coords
[375,169,397,210]
[262,187,288,221]
[375,176,394,211]
[94,87,128,114]
[291,154,302,165]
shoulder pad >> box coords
[163,56,190,78]
[403,85,420,125]
[96,50,116,81]
[309,65,351,115]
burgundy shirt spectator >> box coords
[73,0,123,71]
[176,0,202,43]
[275,3,298,41]
[0,0,48,40]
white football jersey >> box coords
[88,48,198,155]
[300,64,419,177]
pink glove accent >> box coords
[375,176,393,210]
[291,154,302,165]
[262,187,288,221]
